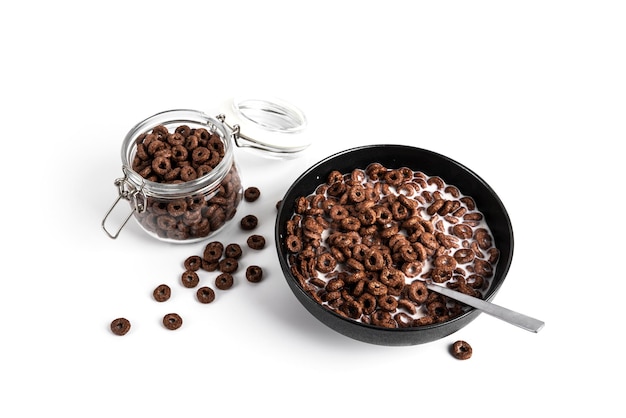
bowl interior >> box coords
[275,145,514,346]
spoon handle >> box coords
[425,283,545,333]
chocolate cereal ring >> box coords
[474,228,493,249]
[203,241,224,262]
[151,155,171,175]
[434,255,457,272]
[179,165,197,182]
[163,313,183,330]
[174,125,191,137]
[184,255,203,271]
[166,132,185,146]
[110,317,131,336]
[215,273,234,290]
[196,286,216,304]
[316,252,337,273]
[184,134,199,150]
[358,293,377,315]
[285,235,303,253]
[394,312,413,328]
[191,146,211,164]
[194,128,211,142]
[246,265,263,283]
[451,340,472,360]
[224,243,243,259]
[244,187,261,202]
[153,284,171,302]
[181,270,200,288]
[340,299,363,319]
[408,280,429,304]
[240,214,258,230]
[167,199,187,217]
[247,234,266,250]
[453,248,475,264]
[219,257,239,273]
[377,295,398,312]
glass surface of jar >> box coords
[104,109,243,244]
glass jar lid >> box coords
[219,96,310,157]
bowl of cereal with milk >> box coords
[275,145,513,346]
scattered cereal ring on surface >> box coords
[163,313,183,330]
[153,284,171,302]
[451,340,473,360]
[184,255,203,271]
[196,287,216,304]
[203,241,224,262]
[240,214,258,230]
[246,265,263,283]
[224,243,243,259]
[219,257,239,274]
[247,234,266,250]
[110,318,131,336]
[181,270,200,288]
[244,187,261,202]
[215,273,234,290]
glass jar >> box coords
[103,97,308,243]
[103,109,243,244]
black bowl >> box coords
[275,145,514,346]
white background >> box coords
[1,1,624,417]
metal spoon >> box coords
[423,281,545,333]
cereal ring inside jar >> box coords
[174,125,191,137]
[191,146,211,164]
[167,199,187,217]
[340,299,363,319]
[151,155,171,176]
[180,165,198,182]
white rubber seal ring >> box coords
[221,96,310,155]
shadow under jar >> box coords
[105,109,243,244]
